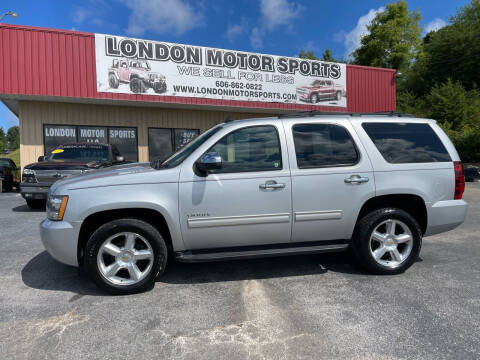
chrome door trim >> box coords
[294,210,343,222]
[188,213,291,228]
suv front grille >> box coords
[35,170,83,184]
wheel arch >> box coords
[356,194,428,235]
[77,208,173,266]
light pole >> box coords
[0,11,18,22]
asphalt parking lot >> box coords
[0,185,479,360]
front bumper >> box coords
[20,183,51,199]
[424,199,468,236]
[40,218,81,267]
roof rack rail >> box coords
[278,110,413,118]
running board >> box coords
[175,243,349,263]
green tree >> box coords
[423,80,480,162]
[426,79,480,130]
[322,49,335,62]
[416,0,480,93]
[0,127,5,152]
[298,50,318,60]
[352,1,422,73]
[6,126,19,150]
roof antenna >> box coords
[225,116,233,123]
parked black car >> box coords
[464,166,480,182]
[21,143,127,208]
[0,158,20,192]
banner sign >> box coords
[95,34,347,107]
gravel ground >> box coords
[0,184,479,360]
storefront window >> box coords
[44,125,77,155]
[148,128,199,162]
[108,127,138,162]
[43,125,138,161]
[174,129,200,150]
[148,128,173,163]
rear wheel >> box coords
[26,199,46,209]
[352,208,422,275]
[85,218,167,294]
[336,91,342,101]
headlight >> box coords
[22,168,37,183]
[23,169,35,175]
[47,195,69,221]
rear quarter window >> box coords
[292,123,359,168]
[362,122,451,164]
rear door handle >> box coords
[260,180,286,190]
[344,175,369,184]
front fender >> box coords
[63,183,185,251]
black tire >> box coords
[26,199,46,209]
[84,218,168,295]
[108,73,119,89]
[130,78,146,93]
[310,93,319,103]
[336,91,342,101]
[351,208,422,275]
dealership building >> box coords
[0,24,397,169]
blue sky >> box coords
[0,0,471,131]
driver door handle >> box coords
[260,180,286,190]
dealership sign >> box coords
[95,34,347,107]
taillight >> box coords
[2,167,6,176]
[453,161,465,200]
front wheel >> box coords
[85,218,168,294]
[310,93,318,103]
[351,208,422,275]
[130,78,146,93]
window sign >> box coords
[174,129,200,150]
[108,127,138,162]
[44,125,77,155]
[78,126,108,144]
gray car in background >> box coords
[40,112,468,294]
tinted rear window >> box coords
[362,123,451,163]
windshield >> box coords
[46,146,110,162]
[0,159,11,167]
[153,126,223,169]
[132,61,150,70]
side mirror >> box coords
[196,152,222,175]
[116,156,125,162]
[38,156,45,162]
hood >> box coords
[24,161,105,171]
[50,162,179,194]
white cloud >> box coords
[336,7,385,58]
[249,0,304,49]
[226,24,245,42]
[250,27,264,48]
[423,18,446,35]
[72,8,89,24]
[122,0,204,36]
[260,0,304,31]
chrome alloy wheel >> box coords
[97,232,154,286]
[369,219,413,269]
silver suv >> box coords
[40,112,468,294]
